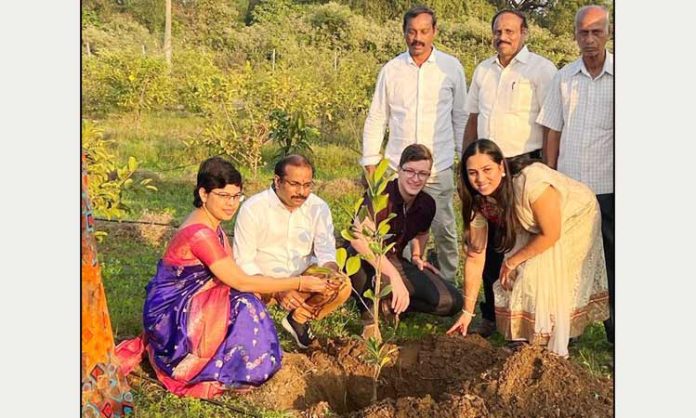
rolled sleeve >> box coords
[536,72,564,132]
[232,204,264,276]
[361,65,389,167]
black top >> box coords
[371,179,436,257]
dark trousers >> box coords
[351,255,463,318]
[597,193,615,343]
[480,224,504,322]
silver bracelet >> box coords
[461,309,476,317]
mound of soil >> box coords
[244,335,613,417]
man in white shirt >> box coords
[362,5,468,284]
[537,5,614,343]
[233,155,351,349]
[462,9,557,338]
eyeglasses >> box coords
[281,179,315,190]
[210,191,245,203]
[400,167,431,181]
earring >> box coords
[502,172,506,177]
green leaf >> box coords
[341,228,356,242]
[353,197,364,215]
[128,156,137,172]
[372,194,388,214]
[376,178,389,195]
[377,221,390,237]
[383,242,396,254]
[378,284,393,299]
[363,288,376,302]
[346,255,361,277]
[374,158,390,183]
[336,247,347,271]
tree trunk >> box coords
[163,0,172,69]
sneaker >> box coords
[281,314,314,349]
[469,318,496,338]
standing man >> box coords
[537,5,614,343]
[362,5,468,285]
[462,9,558,337]
[233,155,351,349]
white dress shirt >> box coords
[361,48,468,178]
[233,187,337,277]
[537,51,614,195]
[465,46,557,157]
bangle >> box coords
[412,253,421,259]
[297,276,302,291]
[504,258,516,270]
[461,309,476,317]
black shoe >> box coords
[469,318,496,338]
[282,314,314,349]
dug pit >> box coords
[244,334,613,417]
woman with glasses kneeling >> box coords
[115,157,327,398]
[348,144,464,338]
[447,140,609,357]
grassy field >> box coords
[94,112,613,417]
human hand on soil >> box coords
[499,259,519,291]
[446,312,473,336]
[390,276,410,315]
[277,289,313,312]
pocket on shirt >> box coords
[512,80,534,113]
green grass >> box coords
[93,111,613,416]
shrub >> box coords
[82,119,157,223]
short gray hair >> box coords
[574,5,610,33]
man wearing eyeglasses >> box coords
[233,154,351,349]
[349,145,464,338]
[362,5,468,284]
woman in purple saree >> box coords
[116,157,327,398]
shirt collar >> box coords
[387,179,426,213]
[494,45,530,68]
[405,46,438,66]
[496,44,530,67]
[573,49,614,78]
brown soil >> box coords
[243,335,613,418]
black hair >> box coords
[403,5,437,33]
[193,156,242,208]
[491,9,528,32]
[273,154,314,179]
[459,139,519,253]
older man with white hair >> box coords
[537,4,614,343]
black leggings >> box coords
[350,255,463,317]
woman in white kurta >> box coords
[447,139,609,356]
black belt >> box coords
[506,149,542,166]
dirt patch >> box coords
[243,335,613,418]
[137,210,174,246]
